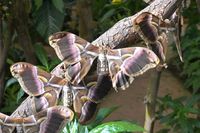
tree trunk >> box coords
[76,0,94,41]
[13,0,37,64]
[0,13,12,107]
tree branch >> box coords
[92,0,183,48]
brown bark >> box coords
[92,0,183,48]
[0,12,4,107]
[196,0,200,14]
[76,0,94,41]
[0,13,12,107]
[13,0,37,64]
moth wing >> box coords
[73,89,88,115]
[51,55,95,85]
[49,32,98,84]
[10,62,66,97]
[49,32,98,64]
[10,62,46,96]
[107,47,160,90]
[39,106,74,133]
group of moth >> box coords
[0,12,182,133]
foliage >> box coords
[170,1,200,93]
[62,106,144,133]
[34,42,60,72]
[89,121,144,133]
[0,78,25,114]
[91,0,146,36]
[33,0,65,40]
[157,95,200,133]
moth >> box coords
[0,106,74,133]
[133,12,183,64]
[0,62,88,133]
[49,31,160,123]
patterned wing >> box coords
[51,56,95,85]
[49,31,98,64]
[0,106,74,133]
[10,62,67,96]
[39,106,74,133]
[49,32,99,84]
[10,62,46,96]
[107,47,160,90]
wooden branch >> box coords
[92,0,183,48]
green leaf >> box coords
[34,43,49,70]
[34,0,43,10]
[17,89,25,103]
[100,9,116,23]
[33,0,64,40]
[89,121,144,133]
[49,57,60,70]
[87,106,119,129]
[51,0,64,13]
[6,58,14,65]
[5,78,18,90]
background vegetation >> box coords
[0,0,200,132]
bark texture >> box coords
[13,0,37,64]
[0,14,12,107]
[76,0,94,41]
[92,0,183,48]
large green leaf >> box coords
[89,121,144,133]
[34,43,49,70]
[51,0,64,13]
[34,0,43,10]
[87,106,119,129]
[5,78,18,90]
[33,0,64,40]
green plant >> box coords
[33,0,65,40]
[157,95,200,133]
[0,78,25,114]
[62,106,144,133]
[170,0,200,93]
[34,43,60,72]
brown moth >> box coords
[10,62,46,96]
[49,32,99,85]
[2,62,88,132]
[0,106,74,133]
[49,32,160,124]
[134,12,183,63]
[49,32,160,90]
